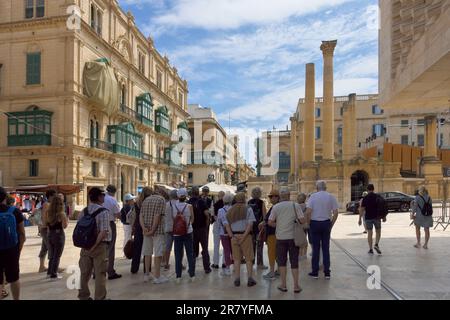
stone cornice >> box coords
[0,16,68,31]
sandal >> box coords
[1,289,9,299]
[294,288,303,294]
[277,286,288,292]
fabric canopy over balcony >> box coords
[13,184,83,195]
[83,59,119,116]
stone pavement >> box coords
[4,211,450,300]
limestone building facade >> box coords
[0,0,189,207]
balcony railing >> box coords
[86,138,113,152]
[142,153,153,162]
[112,144,143,159]
[120,104,153,127]
[189,151,223,165]
[157,157,170,166]
[8,134,51,147]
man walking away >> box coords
[140,192,168,284]
[121,194,136,253]
[38,189,56,273]
[189,187,212,274]
[0,187,26,300]
[305,181,339,280]
[103,185,122,280]
[77,187,110,300]
[359,184,384,255]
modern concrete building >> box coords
[0,0,189,208]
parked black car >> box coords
[346,191,415,214]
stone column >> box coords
[303,63,316,162]
[130,166,135,194]
[320,40,337,161]
[342,94,357,160]
[424,115,438,159]
[290,119,297,176]
[116,164,122,200]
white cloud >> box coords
[153,0,355,30]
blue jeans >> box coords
[310,220,331,275]
[174,233,195,278]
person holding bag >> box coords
[411,186,433,249]
[268,187,306,293]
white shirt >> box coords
[172,201,193,235]
[103,194,121,222]
[307,191,339,222]
[269,201,304,240]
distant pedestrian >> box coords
[412,186,433,249]
[140,192,168,284]
[268,187,306,293]
[211,191,225,269]
[248,187,267,269]
[263,189,280,280]
[38,189,57,273]
[297,193,309,260]
[45,195,68,280]
[305,181,339,280]
[163,190,178,270]
[218,192,233,276]
[359,184,384,255]
[224,192,257,287]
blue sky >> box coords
[118,0,379,165]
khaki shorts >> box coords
[143,234,165,257]
[231,234,254,263]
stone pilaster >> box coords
[304,63,316,162]
[320,40,337,161]
[342,94,357,160]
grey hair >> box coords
[223,192,234,205]
[316,180,327,191]
[169,189,178,200]
[279,187,290,199]
[251,187,262,199]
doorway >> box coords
[351,170,369,201]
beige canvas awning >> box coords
[83,60,119,116]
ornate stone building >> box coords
[0,0,189,207]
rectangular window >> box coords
[315,108,321,118]
[340,107,344,116]
[439,133,444,147]
[90,4,95,29]
[139,169,144,181]
[401,135,409,145]
[36,0,45,18]
[156,70,162,90]
[315,126,321,140]
[138,52,145,74]
[25,0,34,19]
[92,162,98,177]
[417,119,425,126]
[157,172,161,182]
[401,120,409,127]
[417,134,425,147]
[178,92,183,107]
[372,104,383,115]
[337,127,343,145]
[96,10,102,35]
[29,159,39,177]
[372,124,385,137]
[26,52,41,85]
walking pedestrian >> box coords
[218,192,233,276]
[224,192,257,287]
[305,181,339,280]
[262,189,280,280]
[359,184,384,255]
[45,195,68,280]
[38,189,56,273]
[163,190,178,270]
[411,186,433,249]
[297,193,309,260]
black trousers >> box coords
[131,229,144,274]
[107,221,117,277]
[47,229,65,277]
[193,227,211,271]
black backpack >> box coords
[376,194,388,219]
[73,207,106,249]
[419,196,433,217]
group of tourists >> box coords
[0,179,435,300]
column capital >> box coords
[320,40,337,56]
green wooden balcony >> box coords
[8,134,51,147]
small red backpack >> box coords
[173,204,188,236]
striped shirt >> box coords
[141,195,166,235]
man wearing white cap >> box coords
[120,194,136,251]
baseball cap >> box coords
[88,187,106,202]
[177,188,188,198]
[124,193,137,201]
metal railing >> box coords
[86,138,113,152]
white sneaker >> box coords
[153,276,169,284]
[175,278,182,284]
[220,268,232,276]
[144,274,150,283]
[189,276,196,283]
